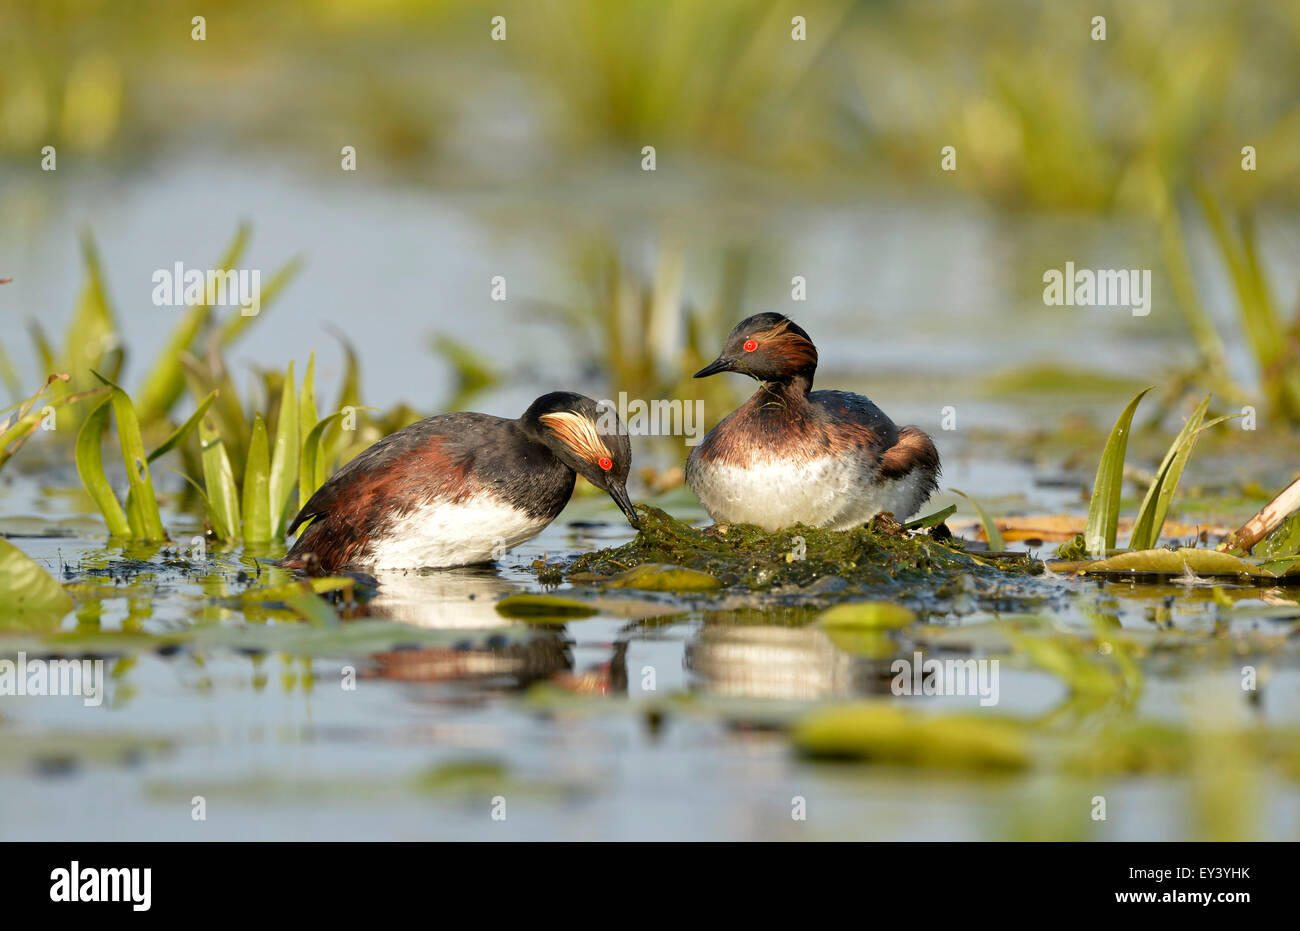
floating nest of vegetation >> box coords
[540,506,1040,594]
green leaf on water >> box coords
[268,361,299,538]
[792,703,1030,770]
[0,537,74,630]
[951,489,1003,551]
[242,414,272,543]
[496,593,599,621]
[241,577,356,603]
[604,563,721,591]
[74,395,131,538]
[1003,628,1124,698]
[1085,547,1271,578]
[199,419,241,541]
[281,586,342,627]
[821,628,898,659]
[1084,387,1153,556]
[817,601,916,630]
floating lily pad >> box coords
[817,601,916,630]
[1084,548,1272,578]
[496,593,598,621]
[792,703,1031,770]
[605,563,721,591]
[821,628,898,659]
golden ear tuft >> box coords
[538,411,612,463]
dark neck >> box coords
[753,372,813,408]
[771,371,814,395]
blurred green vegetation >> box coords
[2,0,1296,209]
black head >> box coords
[693,313,818,384]
[522,391,637,527]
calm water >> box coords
[2,157,1299,840]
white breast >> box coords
[687,455,930,531]
[364,494,552,569]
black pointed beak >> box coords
[693,356,732,378]
[606,482,639,528]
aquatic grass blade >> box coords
[179,349,250,470]
[297,353,318,510]
[242,414,272,543]
[901,504,956,530]
[0,374,81,471]
[1084,387,1152,556]
[299,352,318,434]
[146,390,218,463]
[1128,395,1209,550]
[65,233,120,385]
[300,410,344,508]
[74,396,131,538]
[325,327,362,461]
[198,419,241,541]
[94,372,167,542]
[951,489,1004,551]
[268,361,299,537]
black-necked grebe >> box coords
[686,314,939,531]
[282,392,635,571]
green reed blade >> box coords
[298,354,320,511]
[75,395,131,538]
[1084,387,1153,556]
[242,414,271,543]
[268,361,299,538]
[299,411,345,507]
[66,233,120,384]
[1129,395,1210,551]
[93,372,167,542]
[326,328,362,459]
[902,503,957,530]
[147,390,217,463]
[952,489,1004,551]
[179,349,250,471]
[198,419,241,541]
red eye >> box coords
[598,456,613,471]
[743,339,758,352]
